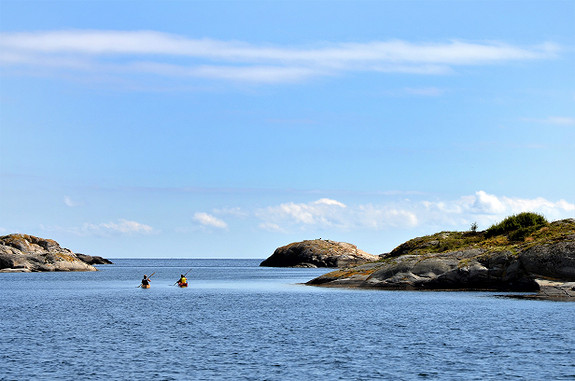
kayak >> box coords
[177,282,188,288]
[141,284,151,289]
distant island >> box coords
[304,214,574,300]
[0,234,112,272]
[260,239,378,268]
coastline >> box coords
[305,277,575,301]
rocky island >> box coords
[260,239,378,267]
[0,234,112,272]
[306,214,575,300]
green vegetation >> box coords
[470,222,478,233]
[313,216,574,286]
[485,212,548,241]
[387,215,573,258]
[388,230,486,257]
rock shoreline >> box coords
[0,234,112,272]
[501,279,575,301]
[305,218,575,301]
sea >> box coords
[1,259,574,381]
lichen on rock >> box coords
[0,234,106,272]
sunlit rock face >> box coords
[260,239,378,268]
[0,234,101,272]
[307,219,575,296]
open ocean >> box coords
[1,259,574,380]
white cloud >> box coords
[257,198,347,228]
[42,219,155,236]
[523,116,575,126]
[64,196,82,207]
[546,117,575,126]
[193,212,228,229]
[420,191,575,229]
[1,31,557,62]
[212,207,248,218]
[0,30,560,84]
[258,222,285,233]
[256,198,417,231]
[472,190,507,214]
[83,219,155,235]
[313,198,347,207]
[557,199,575,211]
[253,192,573,233]
[132,62,320,84]
[39,192,574,239]
[354,204,419,229]
[471,191,575,217]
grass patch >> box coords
[388,215,572,258]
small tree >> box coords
[470,222,478,233]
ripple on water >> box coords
[1,261,574,380]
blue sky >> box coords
[1,1,574,258]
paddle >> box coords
[173,268,193,286]
[137,272,156,288]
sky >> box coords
[0,0,574,259]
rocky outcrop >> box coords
[260,239,378,268]
[0,234,102,272]
[75,253,113,265]
[519,241,575,280]
[504,279,575,301]
[309,248,542,291]
[307,219,575,298]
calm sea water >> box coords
[1,259,574,381]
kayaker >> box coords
[177,274,187,287]
[141,275,151,287]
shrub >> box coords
[470,222,478,233]
[485,212,548,241]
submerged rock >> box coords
[0,234,104,272]
[308,219,575,295]
[260,239,378,268]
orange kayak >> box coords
[141,284,151,289]
[177,282,188,288]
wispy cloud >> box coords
[64,196,83,207]
[193,212,228,229]
[403,87,447,97]
[42,219,155,236]
[383,87,448,97]
[522,116,575,126]
[84,219,155,234]
[0,30,560,85]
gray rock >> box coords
[0,234,100,272]
[503,280,575,300]
[76,253,113,265]
[261,239,378,268]
[307,219,575,292]
[520,241,575,279]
